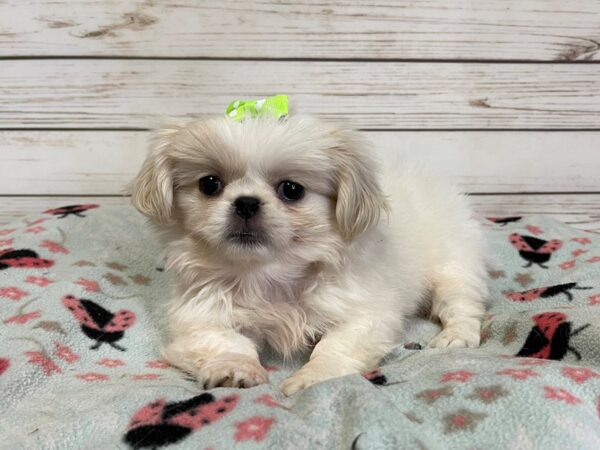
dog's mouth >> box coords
[226,231,268,247]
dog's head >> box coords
[131,116,388,264]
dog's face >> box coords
[132,116,387,264]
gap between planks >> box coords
[0,56,599,64]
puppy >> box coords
[131,116,488,396]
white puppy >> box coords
[131,116,488,396]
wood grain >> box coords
[0,132,147,195]
[469,194,600,232]
[1,60,599,129]
[2,1,599,61]
[2,194,600,232]
[1,130,599,195]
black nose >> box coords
[234,196,260,219]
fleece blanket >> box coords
[0,204,599,450]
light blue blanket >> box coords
[1,205,599,449]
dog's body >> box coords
[132,116,488,395]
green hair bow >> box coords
[225,95,288,122]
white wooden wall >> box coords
[1,1,599,229]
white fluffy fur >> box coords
[131,116,489,395]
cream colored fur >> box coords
[131,116,488,395]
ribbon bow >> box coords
[225,95,288,122]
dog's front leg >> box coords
[162,325,268,389]
[280,318,395,396]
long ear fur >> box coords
[331,130,389,240]
[131,128,179,224]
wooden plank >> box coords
[373,132,600,193]
[2,1,599,61]
[2,195,600,232]
[1,60,599,129]
[469,194,600,232]
[0,132,147,195]
[1,130,599,195]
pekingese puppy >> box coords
[131,116,488,396]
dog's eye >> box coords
[199,175,223,196]
[277,180,304,202]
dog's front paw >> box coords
[196,353,268,389]
[428,325,480,349]
[280,368,325,396]
[280,357,358,396]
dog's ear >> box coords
[330,130,389,241]
[131,128,179,224]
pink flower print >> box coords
[543,386,581,405]
[34,320,66,335]
[25,276,53,287]
[525,225,543,236]
[130,274,151,286]
[97,358,125,368]
[106,262,128,271]
[235,416,275,442]
[572,237,591,245]
[497,368,539,380]
[0,238,14,247]
[40,240,68,254]
[54,343,79,363]
[255,394,285,409]
[562,367,600,384]
[589,294,600,305]
[73,260,95,267]
[488,270,505,280]
[146,359,170,369]
[518,358,548,366]
[25,351,61,376]
[441,370,476,383]
[0,358,9,376]
[74,278,100,293]
[467,385,509,404]
[559,260,576,270]
[513,273,534,288]
[4,311,41,325]
[77,372,109,382]
[416,386,454,404]
[132,373,162,381]
[443,409,487,433]
[5,297,40,324]
[25,226,46,234]
[0,287,29,301]
[452,415,467,427]
[572,249,588,258]
[104,273,127,286]
[28,218,49,225]
[0,228,16,236]
[586,256,600,264]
